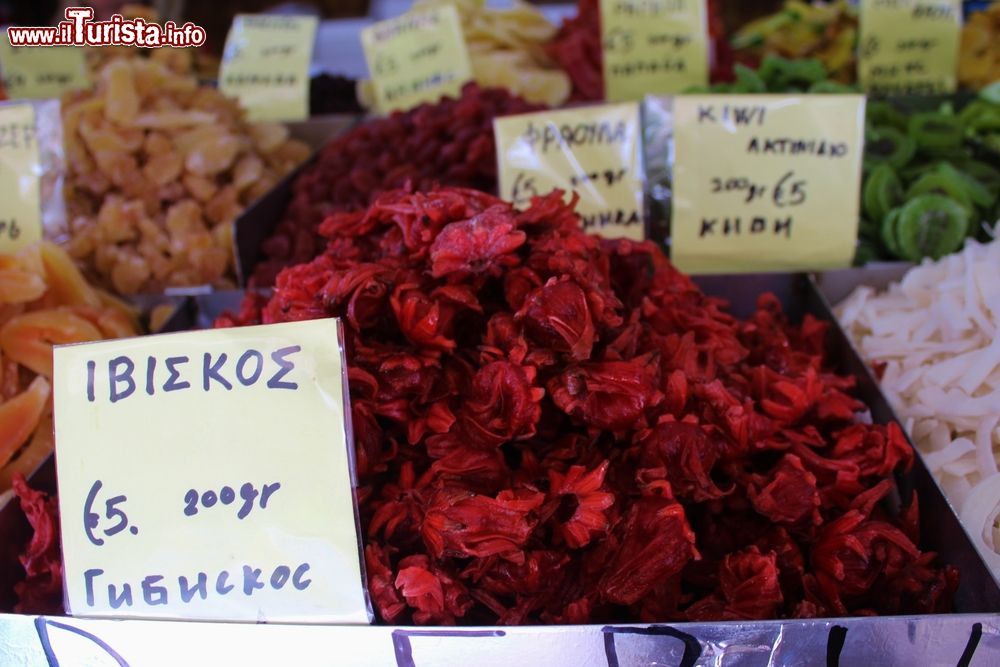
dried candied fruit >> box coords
[212,186,956,624]
[252,84,540,286]
[0,243,140,496]
[63,58,309,294]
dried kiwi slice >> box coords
[863,164,902,223]
[895,194,968,261]
[731,63,767,93]
[865,126,916,170]
[958,160,1000,193]
[866,101,908,132]
[908,112,963,152]
[936,162,994,209]
[880,207,904,258]
[905,167,975,217]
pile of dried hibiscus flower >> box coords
[11,186,957,622]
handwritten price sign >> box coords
[670,94,865,273]
[0,33,89,99]
[0,103,43,252]
[494,102,645,241]
[361,5,472,114]
[859,0,962,95]
[218,15,318,122]
[599,0,709,101]
[53,320,370,622]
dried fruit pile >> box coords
[251,84,540,286]
[62,58,310,294]
[216,186,956,623]
[544,0,733,102]
[0,242,140,501]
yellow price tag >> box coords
[0,103,43,252]
[0,33,89,99]
[671,95,866,274]
[361,5,473,114]
[494,102,644,241]
[600,0,708,102]
[218,15,317,122]
[859,0,962,95]
[54,319,371,623]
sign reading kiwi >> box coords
[671,94,866,273]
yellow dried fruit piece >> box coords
[110,253,153,295]
[104,60,141,125]
[38,242,101,308]
[0,265,46,305]
[0,411,53,490]
[143,151,184,187]
[232,154,264,192]
[0,376,50,470]
[185,133,241,176]
[205,185,241,226]
[165,199,204,237]
[132,110,217,129]
[0,309,103,377]
[149,303,178,332]
[182,173,218,202]
[249,123,290,153]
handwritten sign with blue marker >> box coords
[52,319,371,623]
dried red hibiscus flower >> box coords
[11,475,63,615]
[213,185,957,625]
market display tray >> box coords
[232,114,360,287]
[0,272,997,666]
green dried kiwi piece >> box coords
[865,126,917,170]
[732,63,767,93]
[867,101,908,132]
[958,160,1000,193]
[809,80,858,94]
[863,164,903,222]
[899,160,938,183]
[880,207,904,258]
[895,194,969,261]
[935,162,994,209]
[905,168,975,218]
[908,112,964,152]
[959,100,1000,133]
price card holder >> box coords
[0,103,43,252]
[53,319,372,623]
[494,102,645,241]
[858,0,962,95]
[600,0,708,102]
[218,15,318,122]
[671,94,866,274]
[361,5,473,114]
[0,34,89,99]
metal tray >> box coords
[231,116,359,288]
[0,273,996,666]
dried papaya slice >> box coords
[0,376,50,470]
[0,411,53,490]
[0,309,103,378]
[0,265,46,305]
[39,241,101,308]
